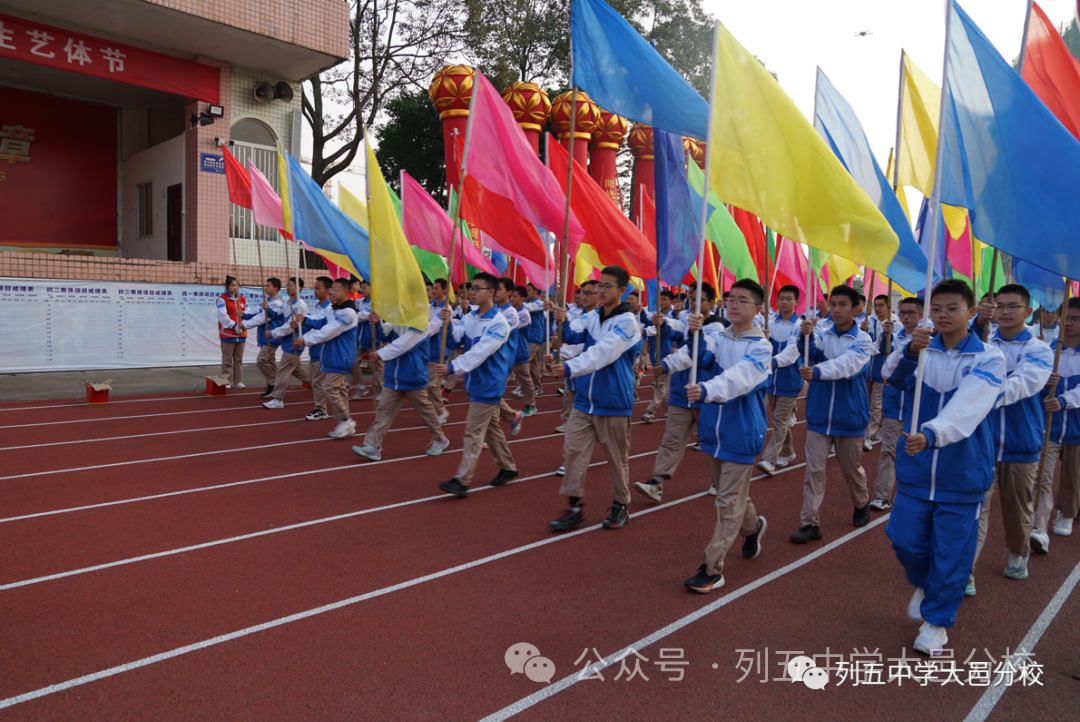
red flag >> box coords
[730,207,769,283]
[547,137,656,279]
[221,146,252,209]
[1022,2,1080,140]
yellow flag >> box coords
[706,21,898,275]
[365,142,429,330]
[277,148,293,236]
[339,186,369,231]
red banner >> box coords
[0,13,219,103]
[0,86,118,252]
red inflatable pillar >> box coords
[629,123,655,208]
[428,64,474,204]
[550,90,600,169]
[501,82,551,158]
[589,108,628,204]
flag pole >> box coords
[805,245,813,366]
[983,249,999,342]
[1035,279,1070,517]
[911,0,955,430]
[892,51,906,191]
[886,277,894,355]
[764,232,771,331]
[557,79,579,352]
[768,236,784,306]
[361,127,378,408]
[1018,0,1035,73]
[281,144,301,352]
[689,19,719,387]
[544,231,551,361]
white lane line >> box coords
[0,388,273,412]
[0,453,842,712]
[963,556,1080,722]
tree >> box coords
[373,88,446,197]
[303,0,467,189]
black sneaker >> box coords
[602,502,629,529]
[305,408,329,421]
[853,503,871,527]
[438,479,469,498]
[684,563,725,594]
[791,525,822,544]
[691,442,702,451]
[489,468,520,487]
[742,515,767,559]
[550,505,585,531]
[260,384,274,399]
[633,478,664,503]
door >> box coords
[166,184,182,261]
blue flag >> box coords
[571,0,708,140]
[655,130,706,286]
[813,69,933,292]
[939,2,1080,280]
[1014,260,1066,311]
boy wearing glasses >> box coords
[547,266,643,531]
[886,279,1004,655]
[970,284,1054,581]
[779,285,874,543]
[862,294,899,451]
[434,272,518,496]
[756,284,803,476]
[550,280,600,441]
[1037,297,1080,542]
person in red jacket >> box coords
[216,276,247,388]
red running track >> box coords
[0,377,1077,721]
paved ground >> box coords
[0,364,229,402]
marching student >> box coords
[216,276,248,389]
[352,302,450,460]
[635,283,724,503]
[262,277,310,410]
[641,289,678,423]
[551,280,600,441]
[444,290,473,394]
[756,284,803,476]
[524,282,548,397]
[971,284,1054,581]
[508,285,538,416]
[871,296,924,511]
[1037,297,1080,542]
[886,279,1005,655]
[241,278,286,399]
[779,285,874,543]
[547,265,642,531]
[299,276,334,421]
[682,279,773,593]
[493,277,526,437]
[1034,307,1060,345]
[863,294,898,451]
[426,278,451,424]
[291,278,360,439]
[351,280,387,401]
[434,272,518,497]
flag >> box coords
[654,129,706,286]
[944,213,973,279]
[546,136,655,279]
[1015,260,1067,311]
[365,142,428,330]
[938,2,1080,281]
[569,0,708,140]
[248,160,284,232]
[813,68,933,292]
[706,20,899,275]
[400,173,497,276]
[730,207,768,283]
[222,146,252,209]
[1022,1,1080,140]
[896,51,941,199]
[685,161,757,282]
[773,239,811,315]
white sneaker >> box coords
[789,414,797,428]
[707,485,718,496]
[234,383,246,389]
[555,424,567,434]
[1003,551,1029,580]
[262,399,284,410]
[225,384,232,389]
[756,459,776,476]
[907,588,924,622]
[427,436,450,456]
[555,464,565,476]
[438,410,450,425]
[329,420,357,439]
[1052,510,1073,536]
[863,437,874,451]
[350,385,370,400]
[913,622,948,656]
[1030,529,1050,554]
[776,454,797,467]
[511,387,524,398]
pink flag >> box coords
[944,213,973,279]
[465,72,584,256]
[248,160,285,231]
[485,232,551,289]
[772,240,810,315]
[400,172,497,276]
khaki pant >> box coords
[761,394,797,464]
[364,387,444,449]
[561,387,577,424]
[220,341,245,386]
[702,456,759,575]
[560,409,632,505]
[271,352,311,401]
[866,381,884,439]
[874,417,904,502]
[528,343,544,395]
[511,362,536,406]
[426,362,447,418]
[349,349,384,395]
[801,430,869,527]
[652,405,699,480]
[310,360,328,413]
[455,402,516,486]
[1040,442,1080,525]
[645,372,671,416]
[322,372,351,422]
[256,344,279,386]
[975,462,1038,559]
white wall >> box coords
[121,134,185,260]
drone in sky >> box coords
[855,30,873,37]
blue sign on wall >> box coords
[200,153,225,174]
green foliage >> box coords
[374,89,447,200]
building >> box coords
[0,0,349,285]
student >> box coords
[524,283,548,397]
[547,266,643,531]
[886,279,1005,655]
[1038,297,1080,541]
[216,276,248,389]
[262,277,310,409]
[853,293,868,327]
[507,285,538,416]
[682,279,773,593]
[756,284,803,475]
[641,289,678,423]
[444,291,473,394]
[871,296,924,511]
[426,278,451,424]
[351,280,386,401]
[635,283,724,502]
[552,280,600,440]
[863,294,898,450]
[242,278,286,399]
[352,304,450,460]
[971,284,1054,581]
[780,285,874,543]
[1034,307,1060,345]
[434,272,518,496]
[348,279,363,301]
[493,277,526,437]
[292,279,361,439]
[300,276,334,421]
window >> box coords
[229,141,281,242]
[136,182,153,237]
